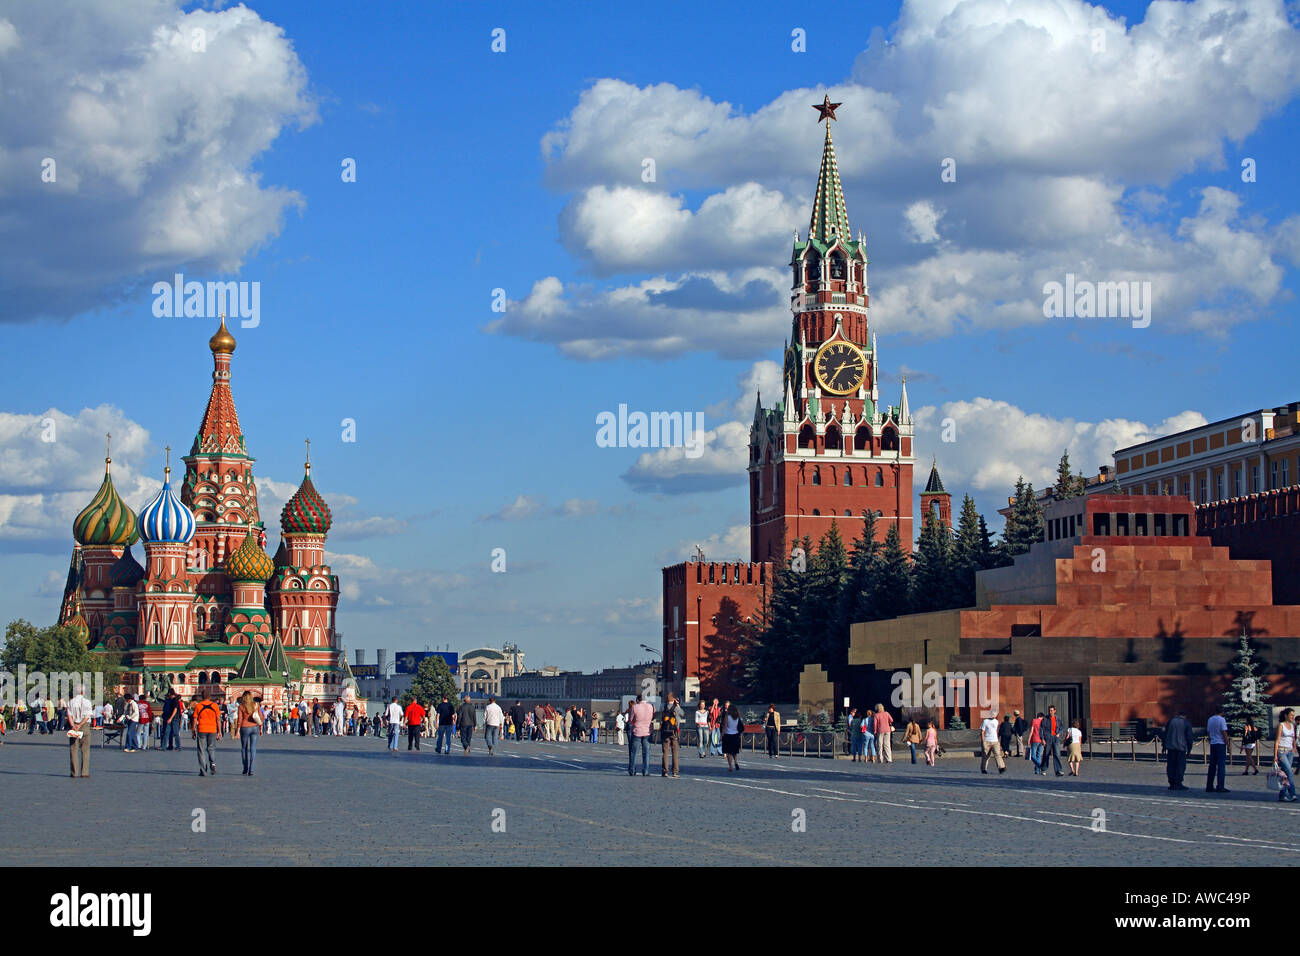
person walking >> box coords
[509,702,525,741]
[1028,712,1044,772]
[192,689,222,776]
[764,704,780,759]
[162,689,182,751]
[1206,705,1231,793]
[1163,709,1194,790]
[1241,716,1261,776]
[708,698,722,756]
[385,696,402,754]
[660,693,683,777]
[615,707,627,747]
[1011,710,1027,757]
[998,714,1014,762]
[456,695,477,754]
[237,691,261,775]
[484,696,504,755]
[1066,718,1083,776]
[721,703,744,772]
[435,695,455,754]
[627,693,654,777]
[872,704,894,764]
[694,701,709,757]
[979,712,1007,774]
[405,696,426,751]
[67,684,93,779]
[1039,706,1065,777]
[903,715,923,765]
[122,694,140,752]
[923,719,938,766]
[847,706,862,762]
[1272,708,1297,803]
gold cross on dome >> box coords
[105,433,111,459]
[305,437,311,463]
[164,444,171,468]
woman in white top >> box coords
[695,702,710,758]
[615,710,627,747]
[1273,708,1297,803]
[1066,718,1084,776]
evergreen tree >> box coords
[999,476,1045,562]
[1053,449,1084,499]
[805,522,850,666]
[952,494,985,607]
[1222,633,1272,733]
[910,509,955,613]
[748,536,814,700]
[834,510,880,640]
[867,522,911,620]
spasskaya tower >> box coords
[749,96,915,561]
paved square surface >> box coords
[2,731,1293,865]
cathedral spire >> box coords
[809,97,850,244]
[193,314,245,455]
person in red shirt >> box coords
[404,698,426,751]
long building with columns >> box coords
[56,317,347,705]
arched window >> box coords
[812,467,821,486]
[844,510,852,517]
[198,671,209,684]
[824,426,841,451]
[875,468,884,487]
[210,672,220,685]
[195,608,206,632]
[812,509,821,516]
[855,426,872,452]
[805,255,820,286]
[798,424,816,449]
[844,470,853,486]
[881,427,899,452]
[829,253,846,280]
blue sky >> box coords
[1,0,1298,669]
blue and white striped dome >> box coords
[137,467,196,544]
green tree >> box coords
[1222,634,1271,734]
[409,655,459,707]
[805,521,849,664]
[910,509,956,613]
[1053,449,1085,499]
[748,536,814,700]
[998,476,1045,563]
[866,523,911,620]
[952,494,993,607]
[1,619,124,703]
[833,510,880,644]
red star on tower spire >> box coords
[812,94,842,123]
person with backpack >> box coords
[191,688,223,776]
[659,692,683,777]
[903,715,923,764]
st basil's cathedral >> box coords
[56,316,349,705]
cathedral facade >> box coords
[662,100,951,699]
[58,317,347,705]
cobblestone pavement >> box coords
[2,732,1293,866]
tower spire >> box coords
[809,96,850,244]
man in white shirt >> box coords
[67,685,94,778]
[385,696,403,754]
[979,712,1006,774]
[483,696,504,755]
[1206,705,1232,793]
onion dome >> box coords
[281,460,332,535]
[209,314,236,354]
[108,544,145,589]
[73,456,138,547]
[138,465,196,544]
[66,612,89,644]
[227,525,274,582]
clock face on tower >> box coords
[813,340,866,395]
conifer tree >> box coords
[1222,633,1272,733]
[835,510,880,638]
[867,522,911,620]
[1053,449,1084,499]
[952,494,985,607]
[910,508,955,612]
[805,522,849,665]
[999,476,1045,562]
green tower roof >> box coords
[230,640,274,684]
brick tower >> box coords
[920,459,952,530]
[749,96,915,562]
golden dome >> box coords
[209,315,237,354]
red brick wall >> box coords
[662,561,771,699]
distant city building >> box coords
[501,662,658,701]
[461,646,525,696]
